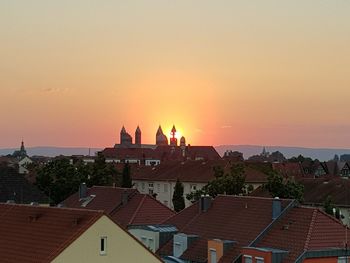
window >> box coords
[148,238,154,249]
[100,236,107,255]
[141,236,147,245]
[142,182,145,191]
[157,183,160,193]
[210,248,217,263]
[164,200,168,206]
[243,255,252,263]
[164,183,168,193]
[256,257,264,263]
[173,242,182,257]
[190,184,197,192]
[338,257,349,263]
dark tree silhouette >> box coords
[172,179,185,212]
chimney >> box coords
[199,195,212,212]
[122,190,129,206]
[79,183,87,199]
[272,197,282,220]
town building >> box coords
[100,125,221,165]
[0,166,49,205]
[62,185,175,228]
[132,160,268,209]
[0,203,162,263]
[150,195,350,263]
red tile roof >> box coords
[157,196,293,262]
[132,161,268,184]
[101,145,221,162]
[256,207,347,263]
[301,178,350,206]
[251,178,350,207]
[63,186,175,228]
[0,203,103,262]
[272,162,305,178]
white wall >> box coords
[133,180,206,209]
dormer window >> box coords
[256,257,264,263]
[243,255,252,263]
[209,248,217,263]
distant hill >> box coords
[2,145,350,161]
[0,147,102,157]
[215,145,350,161]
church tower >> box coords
[156,126,168,146]
[135,126,141,146]
[120,126,132,146]
[170,125,178,146]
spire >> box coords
[157,125,163,135]
[121,126,126,133]
[170,125,178,146]
[20,140,25,152]
[135,126,141,146]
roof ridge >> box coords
[109,190,139,216]
[160,200,200,224]
[0,203,105,214]
[144,194,175,214]
[316,207,348,226]
[45,212,103,261]
[128,194,147,225]
[304,209,318,250]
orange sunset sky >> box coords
[1,1,350,148]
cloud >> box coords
[41,88,69,93]
[221,125,232,129]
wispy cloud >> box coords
[41,88,69,93]
[221,125,232,129]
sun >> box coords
[165,126,183,141]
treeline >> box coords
[35,154,132,204]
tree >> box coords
[121,162,132,188]
[35,154,119,205]
[323,195,334,215]
[172,179,185,212]
[87,153,117,187]
[264,172,304,202]
[288,154,313,163]
[186,163,246,202]
[36,158,86,204]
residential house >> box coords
[301,160,328,178]
[0,166,49,205]
[18,155,33,174]
[155,195,350,263]
[272,162,304,178]
[0,203,162,263]
[63,185,175,228]
[300,178,350,226]
[337,162,350,177]
[132,161,268,209]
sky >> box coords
[1,1,350,148]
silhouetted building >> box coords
[156,126,168,146]
[12,141,27,159]
[169,125,178,147]
[120,126,132,146]
[135,126,141,146]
